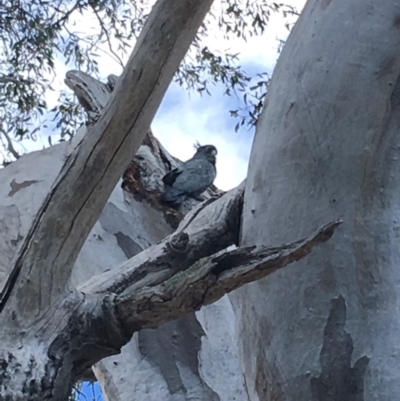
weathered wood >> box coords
[114,220,341,332]
[38,207,339,384]
[0,179,340,401]
[0,0,215,323]
[79,183,243,296]
[64,70,235,401]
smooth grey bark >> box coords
[232,0,400,400]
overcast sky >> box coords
[19,0,306,192]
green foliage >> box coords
[0,0,297,163]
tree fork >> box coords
[0,208,340,401]
[0,0,215,323]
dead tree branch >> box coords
[56,203,341,380]
[0,127,21,160]
[79,182,244,295]
[115,220,342,332]
[0,0,215,321]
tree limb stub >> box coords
[1,0,215,320]
[115,220,342,333]
[79,182,245,296]
[64,218,341,378]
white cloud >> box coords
[153,85,252,191]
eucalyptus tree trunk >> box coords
[232,0,400,400]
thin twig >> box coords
[0,127,20,160]
[90,6,125,69]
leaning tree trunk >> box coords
[232,0,400,400]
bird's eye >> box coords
[210,148,217,156]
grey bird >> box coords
[161,144,217,206]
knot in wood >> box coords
[169,232,189,253]
[107,74,119,91]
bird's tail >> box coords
[160,187,186,206]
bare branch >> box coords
[90,5,125,69]
[79,182,244,295]
[0,127,20,160]
[64,70,111,122]
[52,182,340,378]
[59,216,341,380]
[115,220,342,333]
[0,0,215,321]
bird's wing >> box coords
[171,159,215,194]
[162,167,183,186]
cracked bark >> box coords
[0,0,228,399]
[0,167,339,400]
[112,220,341,332]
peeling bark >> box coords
[311,296,370,401]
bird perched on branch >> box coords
[161,144,217,206]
